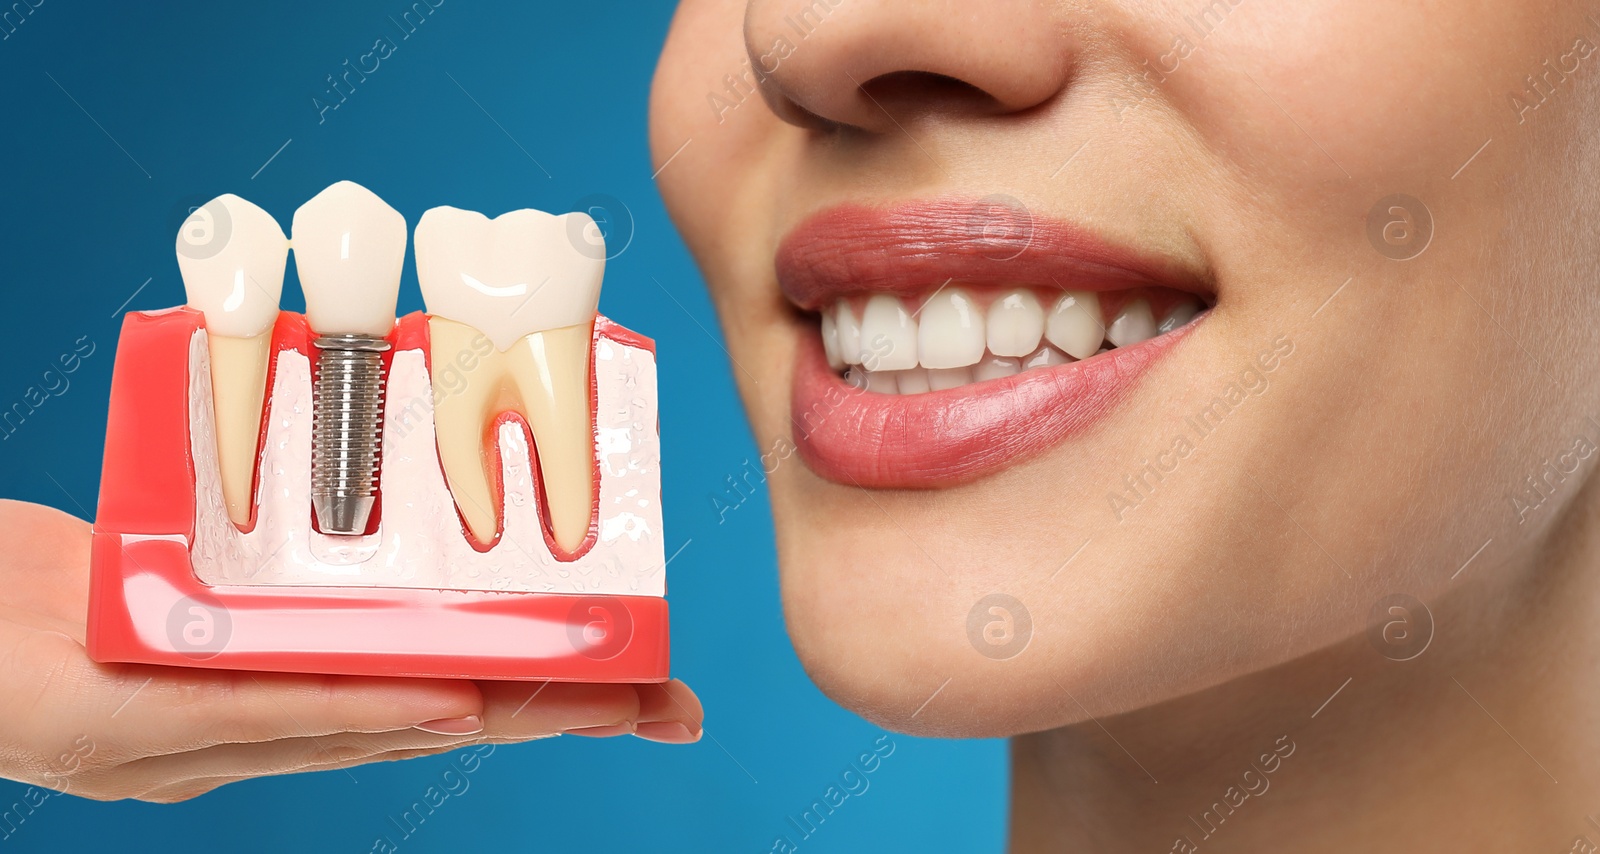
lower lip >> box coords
[789,320,1200,488]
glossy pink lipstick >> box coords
[778,200,1210,488]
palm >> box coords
[0,500,701,802]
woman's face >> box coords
[651,0,1600,736]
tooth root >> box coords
[1045,291,1103,359]
[208,334,272,525]
[416,205,604,554]
[918,287,985,369]
[986,289,1045,357]
[427,317,509,545]
[176,194,287,527]
[507,323,596,552]
[1158,299,1201,334]
[861,294,918,370]
[1107,298,1157,348]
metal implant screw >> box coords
[311,334,391,535]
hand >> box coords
[0,499,703,803]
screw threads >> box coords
[311,334,391,534]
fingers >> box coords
[96,669,488,760]
[634,680,705,744]
[110,728,499,801]
[476,680,640,739]
[133,742,469,803]
[0,625,488,768]
[87,679,705,802]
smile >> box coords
[777,200,1213,488]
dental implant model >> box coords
[293,182,406,535]
[86,181,671,682]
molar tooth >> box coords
[416,204,604,553]
[974,355,1022,382]
[1022,344,1070,371]
[860,293,918,370]
[820,310,845,371]
[835,299,863,365]
[917,287,985,369]
[1044,291,1103,359]
[176,194,287,527]
[864,370,898,394]
[1106,298,1157,348]
[1157,300,1201,334]
[927,366,973,391]
[895,368,931,395]
[986,289,1044,357]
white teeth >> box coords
[974,355,1022,382]
[824,288,1203,394]
[860,293,918,370]
[1158,299,1201,334]
[416,206,603,347]
[1022,344,1070,371]
[985,289,1044,357]
[835,299,863,365]
[927,366,974,391]
[415,205,604,553]
[177,194,287,527]
[820,311,845,370]
[864,370,897,394]
[1044,291,1103,360]
[291,181,407,336]
[894,369,931,395]
[1106,298,1157,348]
[917,287,985,369]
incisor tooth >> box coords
[1045,291,1103,359]
[176,194,286,527]
[416,206,604,553]
[917,287,985,369]
[861,294,917,370]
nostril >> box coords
[857,70,1003,117]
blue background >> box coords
[0,2,1004,851]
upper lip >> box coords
[775,199,1213,309]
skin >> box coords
[0,501,702,802]
[651,0,1600,849]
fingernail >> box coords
[564,723,635,738]
[634,721,700,744]
[414,715,483,735]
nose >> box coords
[743,0,1075,132]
